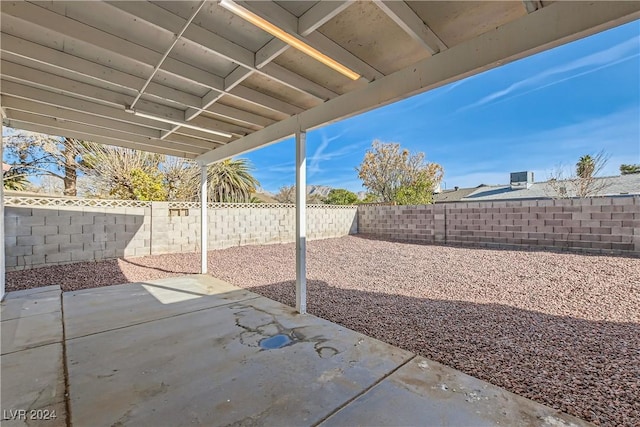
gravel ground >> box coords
[6,235,640,426]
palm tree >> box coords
[620,164,640,175]
[160,157,259,202]
[208,158,259,203]
[3,167,30,191]
[576,155,595,179]
[571,151,610,198]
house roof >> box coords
[438,174,640,203]
[433,186,483,203]
[1,1,638,163]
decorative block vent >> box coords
[4,197,151,208]
[167,202,357,210]
[169,208,189,217]
[4,197,358,210]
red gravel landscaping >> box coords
[6,235,640,426]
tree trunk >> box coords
[62,138,77,197]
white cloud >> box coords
[308,131,366,177]
[489,53,639,108]
[257,130,367,189]
[263,160,295,175]
[460,37,639,111]
[308,131,339,176]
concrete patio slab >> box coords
[1,312,63,355]
[319,356,590,427]
[0,343,66,427]
[1,285,60,322]
[63,275,258,339]
[65,282,413,426]
[1,286,62,355]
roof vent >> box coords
[510,171,534,190]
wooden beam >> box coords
[108,1,326,105]
[3,116,202,158]
[0,80,171,131]
[1,60,186,121]
[523,1,543,14]
[0,33,202,109]
[1,96,161,139]
[1,1,225,91]
[255,1,352,68]
[373,1,447,54]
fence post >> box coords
[434,204,446,243]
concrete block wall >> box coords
[208,205,295,249]
[163,205,358,253]
[4,200,357,270]
[446,198,639,253]
[358,197,640,255]
[4,205,150,270]
[358,204,446,244]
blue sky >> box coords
[244,20,640,194]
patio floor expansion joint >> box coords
[0,338,66,356]
[312,354,418,426]
[61,291,72,427]
[65,294,261,341]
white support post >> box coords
[200,165,208,275]
[295,130,307,314]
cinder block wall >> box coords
[160,204,358,253]
[358,204,446,244]
[4,205,150,270]
[4,200,357,271]
[358,197,640,255]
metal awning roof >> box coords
[1,1,639,164]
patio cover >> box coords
[1,1,639,302]
[1,1,639,160]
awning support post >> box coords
[200,165,208,275]
[295,130,307,314]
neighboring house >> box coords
[435,172,640,203]
[434,186,484,203]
